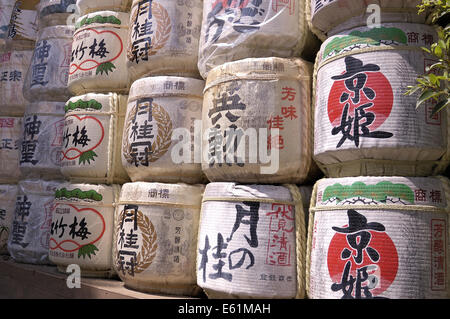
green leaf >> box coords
[79,150,98,165]
[78,244,99,260]
[431,98,450,116]
[416,89,440,108]
[96,62,116,75]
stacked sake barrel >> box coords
[111,0,209,296]
[308,0,450,298]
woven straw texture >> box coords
[76,0,132,15]
[123,76,207,184]
[113,182,204,296]
[0,184,18,255]
[306,176,450,299]
[196,182,306,299]
[61,93,130,185]
[127,0,203,82]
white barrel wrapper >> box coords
[198,0,319,79]
[314,23,448,177]
[0,117,22,184]
[61,93,130,184]
[50,182,120,277]
[0,184,18,254]
[7,179,64,264]
[37,0,77,28]
[23,25,74,101]
[202,57,313,184]
[197,182,306,299]
[122,76,206,183]
[0,0,15,46]
[19,102,66,180]
[0,49,33,116]
[76,0,132,15]
[6,0,39,49]
[114,182,204,296]
[307,176,450,299]
[68,11,130,95]
[127,0,202,82]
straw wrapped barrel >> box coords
[0,49,33,116]
[313,23,449,177]
[0,0,15,46]
[50,183,120,277]
[122,76,206,184]
[202,57,314,184]
[0,184,18,254]
[127,0,203,82]
[61,93,130,184]
[0,117,22,184]
[7,179,64,264]
[23,25,74,102]
[197,182,307,299]
[198,0,319,79]
[68,11,130,95]
[76,0,132,15]
[19,102,66,180]
[6,0,40,49]
[307,0,426,41]
[306,176,450,299]
[113,182,204,296]
[37,0,77,28]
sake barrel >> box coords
[122,76,206,184]
[23,25,74,102]
[0,117,22,184]
[114,182,204,296]
[0,49,33,116]
[314,23,449,178]
[7,179,63,264]
[197,0,319,79]
[76,0,132,15]
[19,102,66,180]
[50,183,120,277]
[197,182,306,298]
[6,0,40,49]
[0,184,18,254]
[0,0,15,46]
[61,93,130,184]
[68,11,130,95]
[202,57,313,184]
[37,0,77,28]
[308,0,426,41]
[127,0,202,82]
[307,176,450,299]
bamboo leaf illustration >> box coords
[79,150,98,165]
[96,62,116,75]
[78,244,99,260]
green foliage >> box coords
[65,99,102,113]
[96,62,116,75]
[78,244,99,259]
[406,1,450,116]
[55,188,103,202]
[79,150,98,165]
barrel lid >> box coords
[75,10,130,31]
[203,182,294,204]
[129,76,205,101]
[119,182,204,208]
[55,183,119,206]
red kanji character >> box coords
[267,115,284,130]
[281,106,298,120]
[281,87,296,101]
[267,134,285,150]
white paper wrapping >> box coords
[314,23,448,177]
[307,176,450,299]
[76,0,132,15]
[0,117,22,184]
[202,57,314,184]
[6,0,39,49]
[114,182,204,296]
[50,182,120,277]
[68,11,130,95]
[23,25,74,102]
[0,49,33,116]
[198,0,319,79]
[61,93,130,184]
[37,0,77,28]
[122,76,206,184]
[127,0,202,82]
[19,102,66,180]
[308,0,426,40]
[197,182,306,298]
[0,184,18,254]
[0,0,15,46]
[7,179,64,264]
